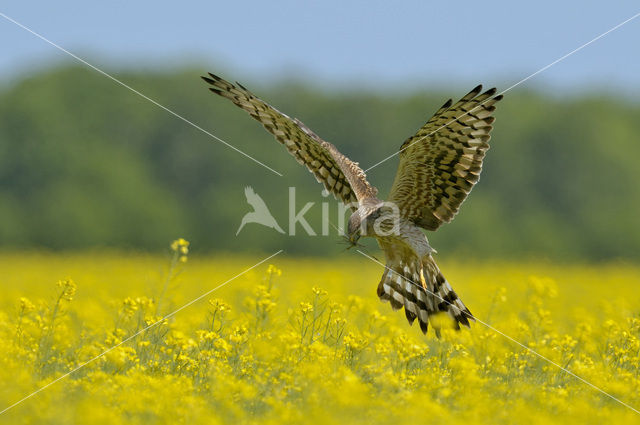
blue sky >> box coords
[1,1,639,95]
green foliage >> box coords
[1,65,639,259]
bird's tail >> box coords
[376,255,474,336]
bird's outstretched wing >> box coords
[202,73,377,210]
[244,186,265,211]
[387,86,503,230]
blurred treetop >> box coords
[1,65,639,260]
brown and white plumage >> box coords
[202,74,376,210]
[388,86,503,230]
[202,73,503,335]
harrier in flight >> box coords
[203,73,502,335]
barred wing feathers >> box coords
[202,73,377,209]
[388,85,503,230]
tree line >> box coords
[1,65,639,260]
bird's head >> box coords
[344,205,383,247]
[345,212,363,248]
[344,203,400,248]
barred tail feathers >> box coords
[376,256,473,335]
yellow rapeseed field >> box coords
[0,240,639,424]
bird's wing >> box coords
[203,73,377,210]
[387,86,503,231]
[244,186,266,211]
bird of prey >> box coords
[236,186,285,235]
[202,73,502,335]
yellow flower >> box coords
[122,297,139,316]
[267,264,282,277]
[312,287,327,296]
[214,338,231,353]
[56,278,77,301]
[170,237,190,252]
[497,287,508,302]
[299,302,313,314]
[208,298,231,313]
[343,332,368,352]
[18,297,36,313]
